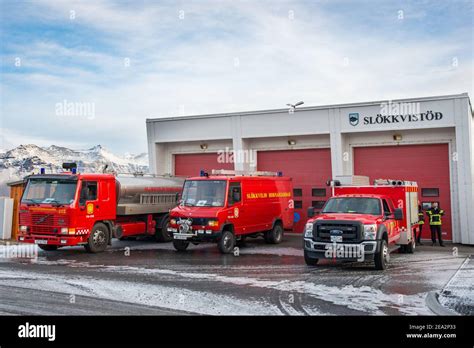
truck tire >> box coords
[218,230,235,254]
[155,217,172,243]
[85,223,109,253]
[304,250,319,266]
[264,223,283,244]
[374,239,389,270]
[38,245,58,251]
[405,238,415,254]
[173,239,189,252]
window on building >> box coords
[312,188,326,197]
[294,200,303,209]
[293,188,302,197]
[422,188,439,197]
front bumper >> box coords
[18,234,87,246]
[168,226,221,242]
[303,238,379,261]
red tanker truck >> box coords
[17,164,184,252]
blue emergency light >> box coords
[200,169,208,177]
[277,171,283,177]
[40,168,45,174]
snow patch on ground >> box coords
[30,260,431,315]
[438,256,474,315]
[0,269,280,315]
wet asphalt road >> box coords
[0,235,472,315]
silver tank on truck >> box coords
[115,176,185,215]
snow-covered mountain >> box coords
[0,144,149,196]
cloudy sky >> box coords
[0,0,472,154]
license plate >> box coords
[330,235,343,243]
[34,240,48,245]
[174,234,189,240]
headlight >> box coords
[20,225,28,232]
[60,227,68,234]
[208,220,219,227]
[363,224,377,240]
[170,219,176,225]
[304,222,314,238]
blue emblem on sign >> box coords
[294,212,301,223]
[349,112,359,126]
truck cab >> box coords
[168,170,293,254]
[303,177,418,270]
[18,172,116,251]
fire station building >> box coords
[146,93,474,245]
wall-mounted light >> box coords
[288,139,296,146]
[200,143,208,150]
[393,134,402,141]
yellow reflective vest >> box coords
[418,212,425,225]
[426,208,444,225]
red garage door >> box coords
[354,144,452,241]
[174,153,234,177]
[257,149,332,233]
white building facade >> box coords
[146,93,474,244]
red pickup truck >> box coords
[303,177,419,270]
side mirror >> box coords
[394,208,403,221]
[307,206,315,218]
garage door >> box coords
[174,153,234,177]
[257,149,332,233]
[354,144,452,241]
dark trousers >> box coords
[417,224,423,242]
[430,225,443,245]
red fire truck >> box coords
[303,176,418,270]
[17,164,184,252]
[168,170,294,254]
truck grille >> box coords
[31,213,68,226]
[31,226,56,234]
[190,218,210,226]
[313,222,362,243]
[19,213,69,235]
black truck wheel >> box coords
[218,230,235,254]
[155,217,172,243]
[264,223,283,244]
[374,239,389,270]
[38,245,58,251]
[304,250,319,266]
[85,223,109,253]
[405,238,415,254]
[173,239,189,251]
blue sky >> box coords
[0,0,472,154]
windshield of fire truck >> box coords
[21,179,77,206]
[181,180,227,207]
[323,197,381,215]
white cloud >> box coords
[1,1,472,153]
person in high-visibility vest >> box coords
[416,205,424,245]
[426,202,445,247]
